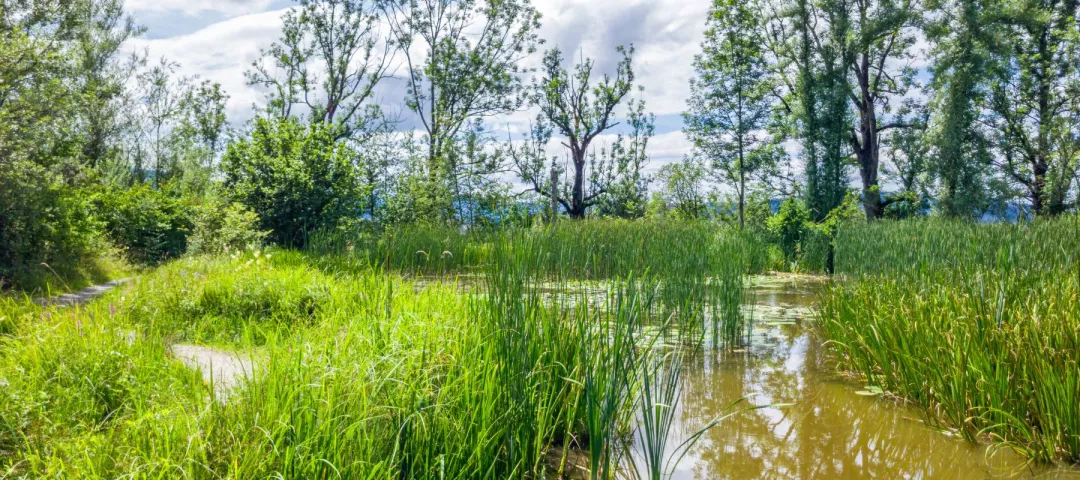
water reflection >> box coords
[650,276,1079,480]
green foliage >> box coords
[685,0,781,228]
[221,117,366,247]
[654,158,709,220]
[823,216,1080,462]
[0,161,99,285]
[767,197,810,264]
[94,184,193,265]
[187,200,269,256]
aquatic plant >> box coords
[822,216,1080,464]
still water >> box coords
[637,275,1079,480]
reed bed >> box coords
[821,216,1080,464]
[0,220,756,478]
[306,219,775,279]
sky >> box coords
[124,0,715,177]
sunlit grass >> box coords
[822,216,1080,464]
[0,220,757,478]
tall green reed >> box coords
[822,216,1080,464]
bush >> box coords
[0,160,100,288]
[188,201,269,256]
[767,197,810,264]
[221,118,365,247]
[94,184,193,265]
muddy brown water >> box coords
[627,275,1079,480]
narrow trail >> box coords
[29,277,255,398]
[170,344,255,400]
[32,278,133,307]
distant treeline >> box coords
[2,0,1078,289]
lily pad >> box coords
[856,385,885,396]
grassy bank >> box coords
[821,217,1080,463]
[0,222,754,478]
[1,248,134,299]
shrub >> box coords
[0,160,99,287]
[767,197,810,264]
[187,201,269,256]
[94,183,193,265]
[221,118,365,247]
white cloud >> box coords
[126,0,279,17]
[130,0,712,166]
[530,0,710,117]
[127,9,289,123]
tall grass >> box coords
[0,219,757,478]
[822,216,1080,464]
[306,219,774,280]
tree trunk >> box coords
[854,54,883,221]
[550,166,559,223]
[738,150,746,230]
[1031,159,1047,216]
[569,149,587,219]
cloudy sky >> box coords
[125,0,714,175]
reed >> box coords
[821,216,1080,464]
[0,219,757,478]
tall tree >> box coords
[686,0,780,229]
[135,57,192,186]
[177,80,230,169]
[986,0,1080,216]
[381,0,541,205]
[528,46,641,218]
[925,0,1001,217]
[655,157,709,219]
[826,0,922,220]
[247,0,392,141]
[0,0,84,167]
[511,95,654,220]
[70,0,144,169]
[764,0,851,221]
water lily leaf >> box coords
[856,385,885,396]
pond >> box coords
[630,275,1080,479]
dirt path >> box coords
[32,278,133,307]
[170,344,255,400]
[29,277,255,399]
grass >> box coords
[1,246,135,299]
[9,214,1078,477]
[821,216,1080,464]
[0,220,756,479]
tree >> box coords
[686,0,780,229]
[135,57,193,186]
[764,0,851,221]
[529,46,640,218]
[985,0,1080,216]
[925,0,1001,217]
[381,0,541,207]
[826,0,922,221]
[0,1,113,281]
[69,0,145,170]
[0,1,83,168]
[247,0,392,141]
[221,118,365,247]
[656,157,709,219]
[178,80,230,168]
